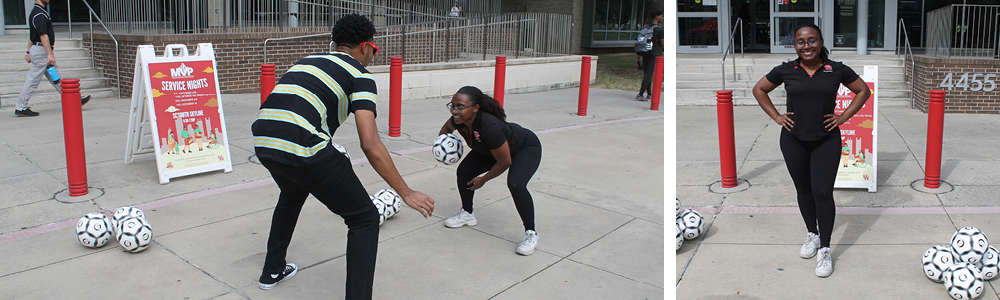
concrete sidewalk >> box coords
[0,88,664,299]
[677,105,1000,299]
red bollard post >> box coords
[924,90,946,189]
[61,78,88,197]
[494,56,506,107]
[578,56,591,116]
[260,64,275,105]
[650,56,664,111]
[389,57,403,137]
[717,90,737,188]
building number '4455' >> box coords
[939,73,997,92]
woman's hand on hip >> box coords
[824,113,848,131]
[773,112,794,131]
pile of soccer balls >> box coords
[432,134,463,165]
[372,189,402,226]
[75,206,152,253]
[922,227,997,300]
[676,198,705,250]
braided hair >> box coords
[794,23,829,61]
[331,14,376,47]
[457,86,505,122]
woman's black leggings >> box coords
[457,131,542,231]
[780,129,841,248]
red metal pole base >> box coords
[717,90,737,188]
[495,56,506,107]
[61,78,88,197]
[578,56,591,116]
[389,57,403,137]
[650,56,663,111]
[924,90,946,189]
[260,64,276,105]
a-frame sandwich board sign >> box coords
[125,43,233,184]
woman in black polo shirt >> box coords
[438,86,543,256]
[751,24,870,278]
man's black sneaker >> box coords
[81,95,91,106]
[14,108,39,117]
[259,263,297,290]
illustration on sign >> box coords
[834,81,875,184]
[147,60,228,172]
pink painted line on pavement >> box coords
[945,206,1000,214]
[0,115,661,244]
[681,206,999,216]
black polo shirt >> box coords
[29,4,54,47]
[451,111,527,156]
[765,57,860,141]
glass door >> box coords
[770,0,819,54]
[677,0,722,53]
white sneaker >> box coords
[800,232,820,258]
[444,209,477,228]
[516,230,539,255]
[816,247,833,277]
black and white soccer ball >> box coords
[951,227,990,264]
[943,262,984,300]
[923,245,955,283]
[433,134,463,165]
[976,246,1000,280]
[675,198,681,216]
[676,221,684,250]
[116,216,152,253]
[676,209,705,240]
[371,196,387,226]
[332,143,350,159]
[111,206,145,235]
[76,213,113,248]
[373,189,402,219]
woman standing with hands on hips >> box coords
[752,24,870,278]
[438,86,543,256]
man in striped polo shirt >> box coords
[251,14,434,299]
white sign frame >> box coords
[125,43,233,184]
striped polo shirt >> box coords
[251,52,377,167]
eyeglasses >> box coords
[361,41,379,56]
[794,37,820,49]
[446,102,474,112]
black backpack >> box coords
[635,25,656,54]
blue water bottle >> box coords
[46,64,60,84]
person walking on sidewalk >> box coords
[15,0,90,117]
[251,14,434,299]
[751,23,870,278]
[636,9,663,101]
[437,86,544,256]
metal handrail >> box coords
[721,18,744,91]
[81,0,120,100]
[896,18,915,108]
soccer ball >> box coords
[332,143,350,159]
[976,246,1000,280]
[111,206,146,234]
[676,198,681,215]
[117,217,153,253]
[676,221,684,250]
[923,245,955,283]
[371,196,387,226]
[432,134,463,165]
[373,189,402,219]
[676,209,705,240]
[951,227,990,264]
[76,213,113,248]
[943,262,984,300]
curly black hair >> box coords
[331,14,376,47]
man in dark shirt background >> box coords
[637,9,664,101]
[16,0,89,117]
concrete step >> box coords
[0,87,117,109]
[681,56,905,67]
[0,57,94,72]
[676,64,906,74]
[676,71,908,82]
[0,77,109,95]
[676,88,912,100]
[0,48,90,61]
[675,96,912,107]
[677,80,912,90]
[0,36,83,50]
[0,67,102,82]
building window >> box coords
[585,0,660,48]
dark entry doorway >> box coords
[731,0,770,52]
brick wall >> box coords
[85,31,463,97]
[908,55,1000,114]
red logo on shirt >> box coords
[823,65,833,73]
[474,131,481,142]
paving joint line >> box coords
[153,239,250,299]
[0,244,118,279]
